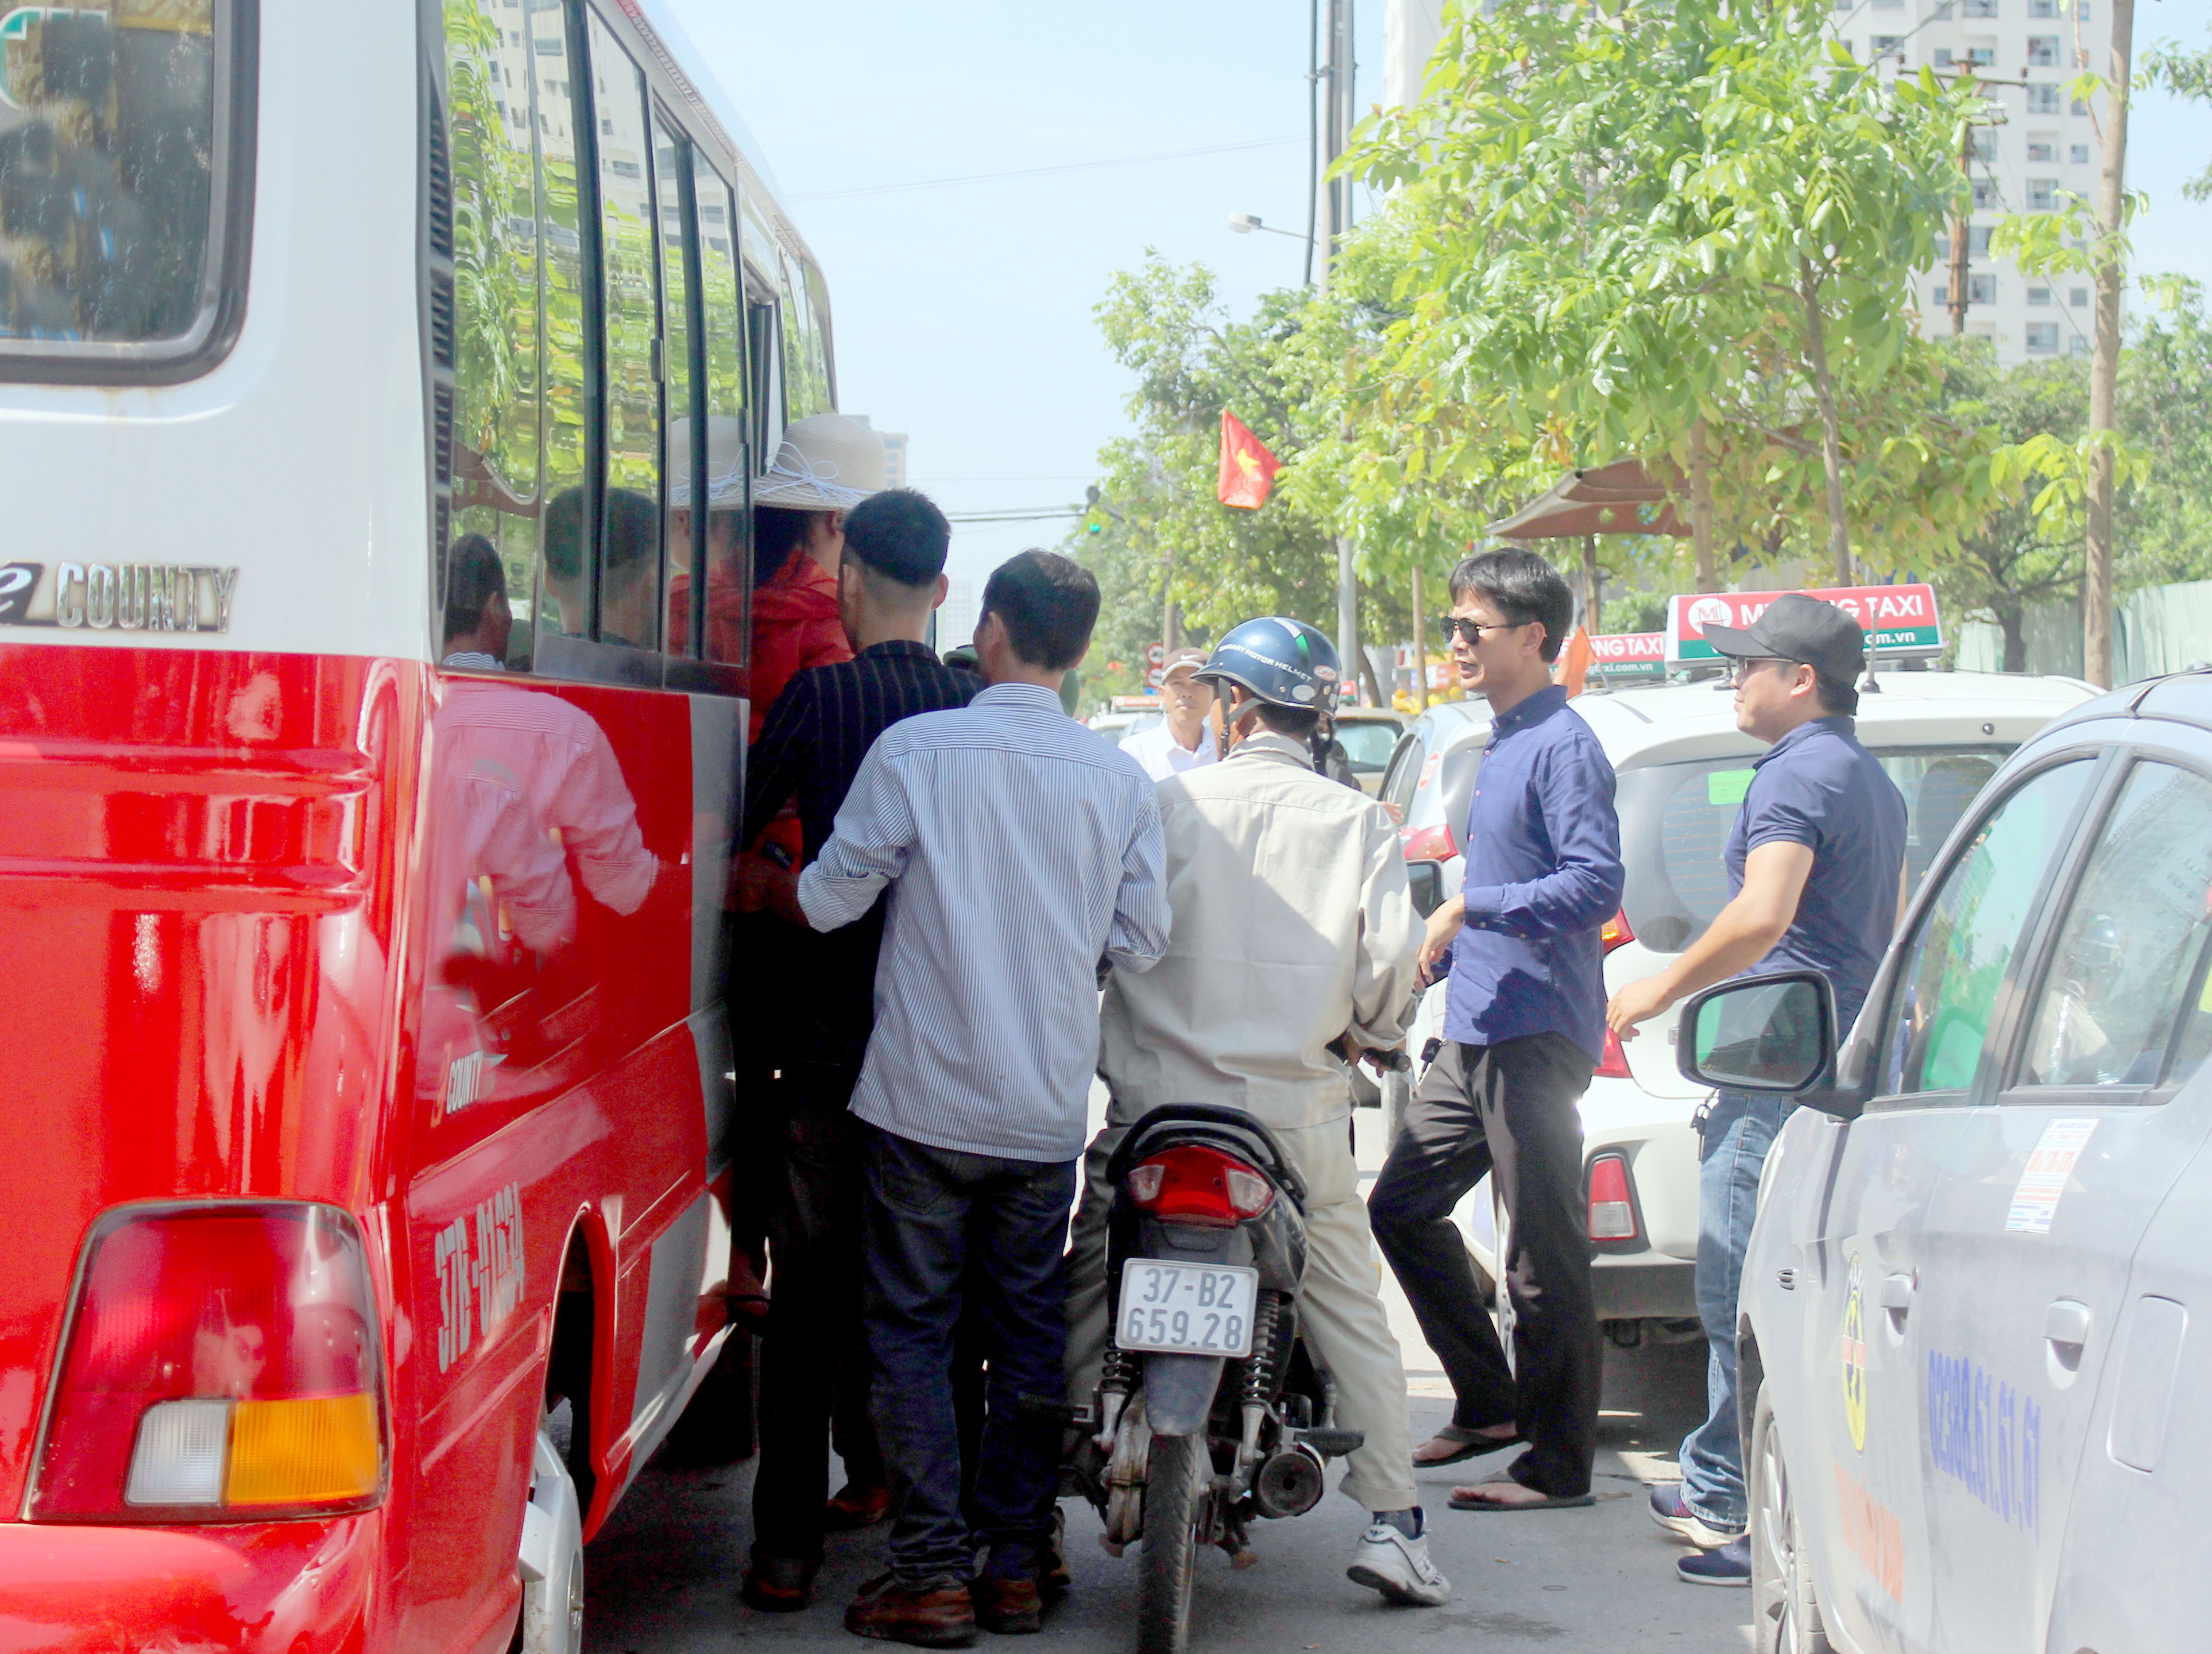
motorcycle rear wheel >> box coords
[1136,1430,1204,1654]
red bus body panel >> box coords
[0,643,734,1649]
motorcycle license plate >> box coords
[1115,1260,1259,1358]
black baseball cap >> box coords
[1700,592,1866,682]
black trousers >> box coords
[1367,1032,1600,1498]
[749,1057,886,1563]
[862,1127,1076,1586]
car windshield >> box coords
[1335,720,1401,771]
[1618,745,2011,954]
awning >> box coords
[1486,458,1688,540]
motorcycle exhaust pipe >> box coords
[1251,1443,1327,1519]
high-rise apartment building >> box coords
[1839,0,2105,363]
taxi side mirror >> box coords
[1675,970,1838,1095]
[1406,860,1446,921]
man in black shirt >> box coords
[737,489,979,1614]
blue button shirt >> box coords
[1724,716,1907,1028]
[1443,686,1625,1061]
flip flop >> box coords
[1412,1431,1526,1468]
[1448,1481,1597,1512]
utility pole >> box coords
[1410,563,1430,711]
[1320,0,1360,696]
[2085,0,2133,689]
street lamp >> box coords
[1227,212,1310,242]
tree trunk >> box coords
[1162,551,1179,654]
[1581,534,1603,632]
[1800,260,1854,586]
[1410,562,1430,710]
[1993,593,2027,674]
[2084,0,2133,689]
[1688,418,1718,593]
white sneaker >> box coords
[1346,1522,1452,1607]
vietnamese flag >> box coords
[1217,411,1281,509]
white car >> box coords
[1376,669,2097,1339]
[1089,710,1161,748]
[1712,667,2212,1653]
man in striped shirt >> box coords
[736,491,980,1616]
[799,550,1170,1645]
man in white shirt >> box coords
[1066,616,1451,1609]
[1118,648,1219,781]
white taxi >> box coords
[1708,668,2212,1653]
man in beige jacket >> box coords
[1064,616,1448,1607]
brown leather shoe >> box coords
[844,1573,977,1648]
[970,1576,1043,1635]
[742,1554,819,1613]
[825,1481,895,1530]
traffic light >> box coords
[1084,484,1105,535]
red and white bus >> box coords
[0,1,826,1645]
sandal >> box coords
[1411,1427,1524,1468]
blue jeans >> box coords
[861,1126,1077,1587]
[1678,1088,1784,1532]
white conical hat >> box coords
[668,415,746,511]
[753,413,886,510]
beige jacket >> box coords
[1097,731,1422,1132]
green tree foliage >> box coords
[1339,0,1997,583]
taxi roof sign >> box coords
[1664,583,1943,665]
[1585,632,1666,677]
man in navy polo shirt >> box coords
[1368,549,1625,1512]
[1608,593,1907,1583]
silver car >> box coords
[1714,668,2212,1653]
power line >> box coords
[795,136,1303,202]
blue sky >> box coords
[659,0,2212,597]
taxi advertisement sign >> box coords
[1586,631,1665,677]
[1664,583,1943,664]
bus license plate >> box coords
[1115,1260,1260,1358]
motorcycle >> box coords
[1069,1104,1363,1654]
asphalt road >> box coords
[583,1108,1751,1654]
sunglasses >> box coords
[1435,614,1532,647]
[1727,655,1803,686]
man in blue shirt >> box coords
[1607,593,1907,1582]
[1368,550,1625,1511]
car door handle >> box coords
[2045,1300,2092,1350]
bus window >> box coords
[585,14,661,652]
[777,252,828,420]
[0,0,246,377]
[693,157,749,668]
[440,0,542,671]
[802,258,837,409]
[533,0,589,643]
[748,289,783,471]
[654,114,697,657]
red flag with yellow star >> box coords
[1216,411,1281,509]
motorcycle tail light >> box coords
[1600,910,1635,953]
[30,1203,386,1522]
[1595,1026,1633,1080]
[1128,1146,1273,1227]
[1586,1154,1639,1242]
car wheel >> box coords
[1749,1387,1832,1654]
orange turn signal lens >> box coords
[224,1394,381,1506]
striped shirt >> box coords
[743,639,981,858]
[798,681,1171,1161]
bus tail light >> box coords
[31,1204,386,1522]
[1127,1146,1274,1227]
[1586,1154,1639,1242]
